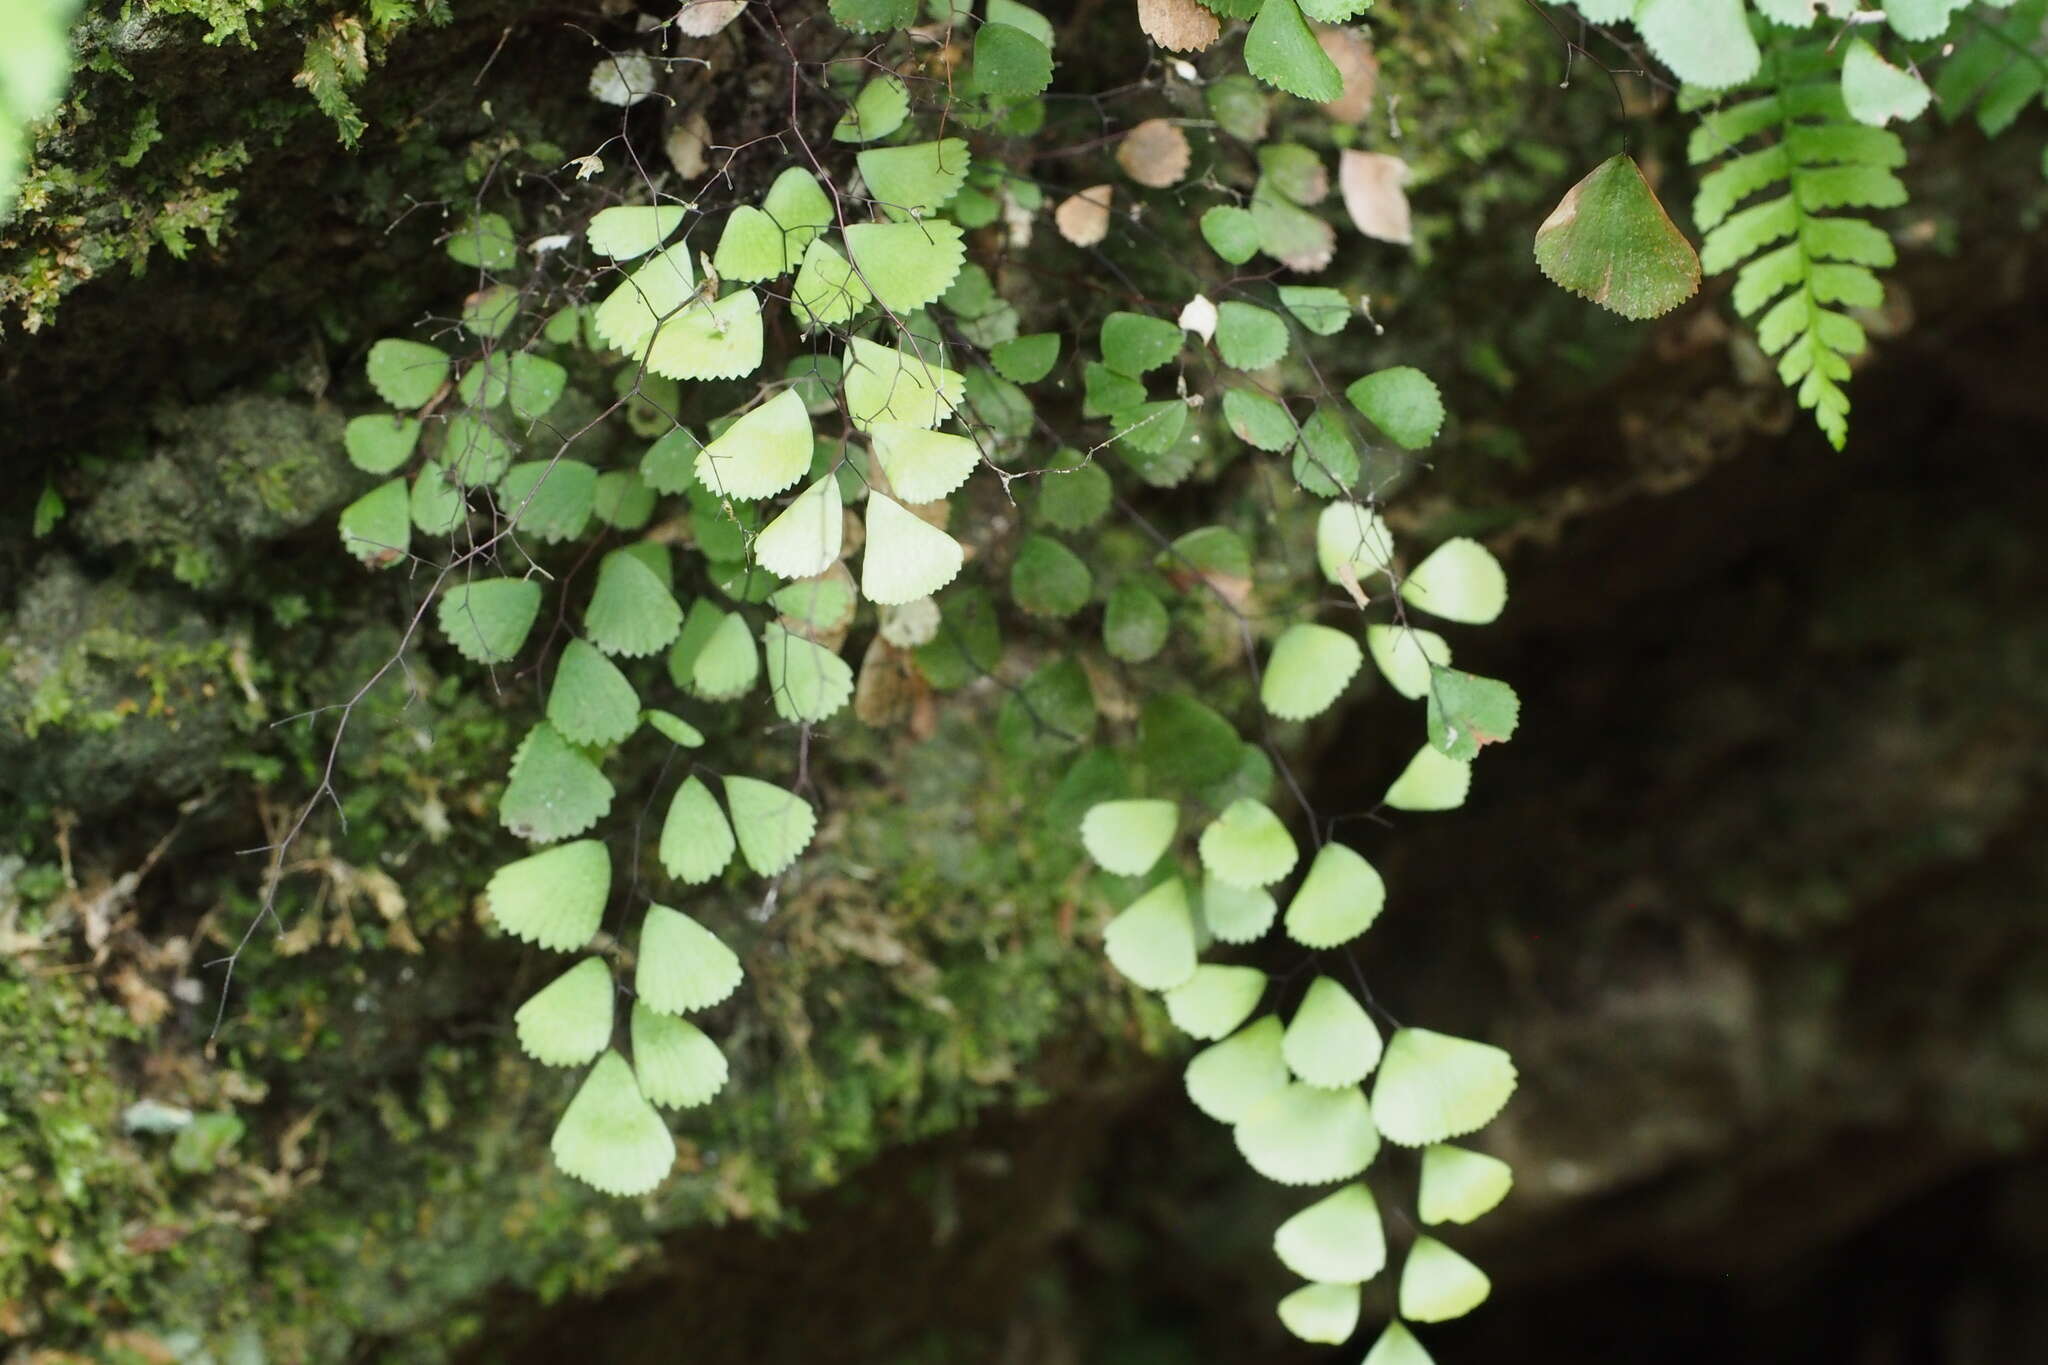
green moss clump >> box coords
[76,396,349,589]
[0,957,152,1337]
[0,558,255,812]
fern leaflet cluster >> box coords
[1688,40,1909,449]
[1936,0,2048,139]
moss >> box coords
[3,0,432,328]
[0,555,1157,1357]
[0,690,1145,1363]
[76,396,350,590]
[0,959,151,1337]
[0,557,255,813]
[0,0,576,341]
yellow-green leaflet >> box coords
[438,577,540,664]
[1185,1016,1290,1123]
[485,840,611,951]
[659,775,735,884]
[1316,501,1396,587]
[632,1005,729,1110]
[867,422,981,503]
[1198,799,1298,889]
[547,639,641,747]
[713,205,796,282]
[1283,843,1385,949]
[723,775,817,876]
[635,904,743,1014]
[762,623,854,723]
[843,335,965,430]
[695,389,813,501]
[1276,1282,1359,1345]
[1362,1320,1438,1365]
[1372,1028,1518,1147]
[1417,1144,1514,1225]
[550,1051,674,1197]
[1261,623,1363,721]
[1384,745,1471,812]
[584,549,683,658]
[514,958,613,1067]
[592,242,696,358]
[861,492,964,605]
[753,475,844,580]
[843,220,967,312]
[499,722,615,843]
[1079,798,1179,876]
[690,611,760,701]
[791,236,872,328]
[857,138,972,220]
[586,204,686,260]
[1203,877,1278,945]
[1398,1235,1491,1323]
[1233,1082,1380,1185]
[1282,976,1383,1089]
[1102,877,1198,992]
[1274,1183,1386,1284]
[338,479,410,569]
[1366,624,1452,701]
[644,289,765,382]
[1164,965,1267,1041]
[833,72,910,143]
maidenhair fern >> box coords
[71,0,2048,1335]
[293,0,2043,1352]
[1075,489,1521,1358]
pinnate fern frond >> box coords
[1934,0,2048,138]
[1689,40,1907,448]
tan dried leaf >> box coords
[112,965,172,1029]
[907,495,953,531]
[1137,0,1220,52]
[1054,184,1114,247]
[854,637,931,730]
[357,866,422,954]
[878,596,941,647]
[1002,185,1036,249]
[276,910,322,957]
[1080,654,1139,723]
[838,507,864,564]
[1338,149,1412,245]
[277,1106,322,1173]
[1334,559,1370,609]
[1317,26,1379,124]
[357,866,407,922]
[674,0,746,37]
[1160,555,1253,609]
[666,109,712,179]
[1116,118,1192,189]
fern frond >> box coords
[294,16,372,146]
[1689,40,1907,448]
[1935,0,2048,137]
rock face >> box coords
[5,2,2047,1362]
